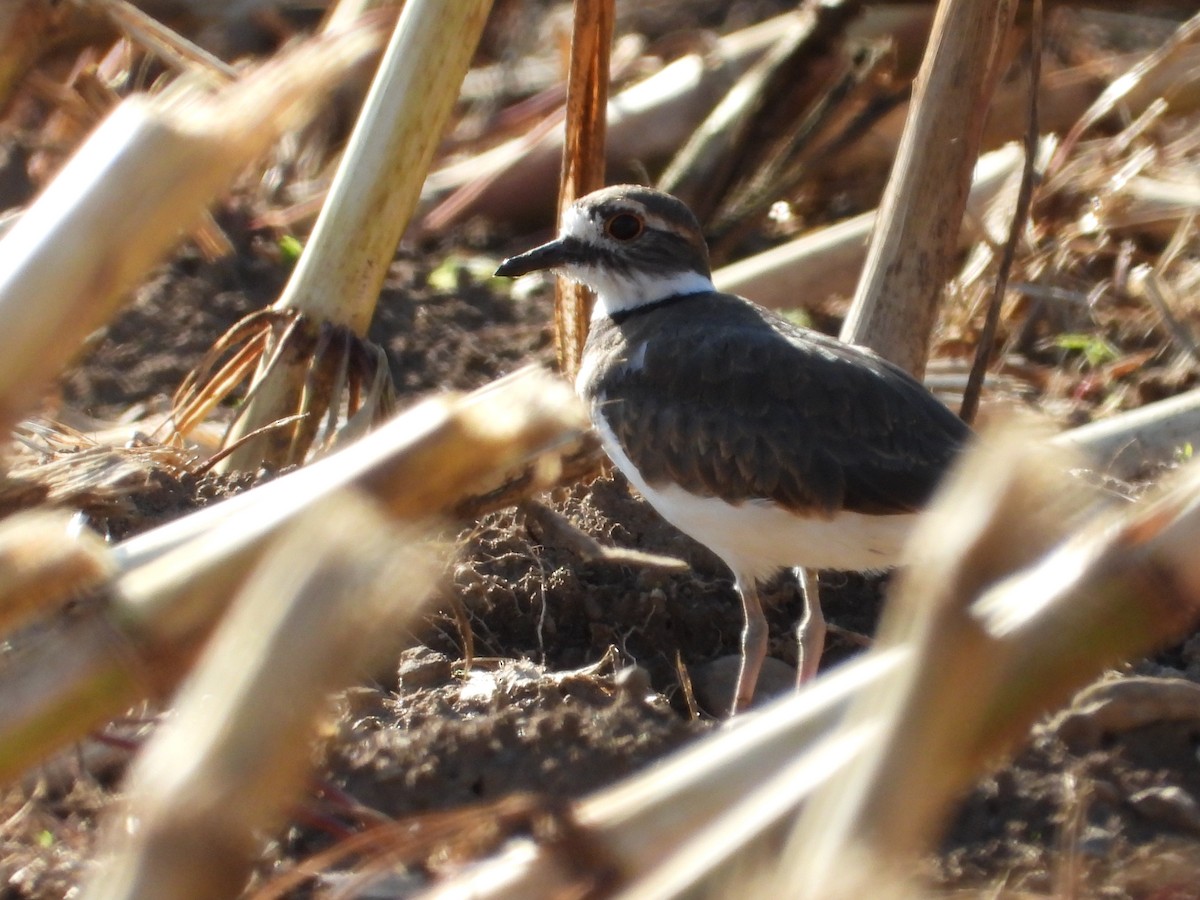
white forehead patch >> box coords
[559,203,593,241]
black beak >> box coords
[495,237,572,278]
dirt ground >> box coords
[3,2,1200,898]
[0,200,1192,899]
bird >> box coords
[496,185,970,714]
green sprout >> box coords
[429,255,509,291]
[1054,333,1119,368]
[278,234,303,264]
[779,308,814,329]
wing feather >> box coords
[592,296,969,516]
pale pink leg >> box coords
[732,575,768,715]
[796,567,826,683]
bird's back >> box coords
[580,292,970,519]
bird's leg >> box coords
[795,567,826,683]
[732,575,768,715]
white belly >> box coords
[591,409,915,582]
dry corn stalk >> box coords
[1053,387,1200,480]
[841,0,1018,376]
[659,0,886,253]
[414,650,903,900]
[80,490,439,900]
[211,0,494,473]
[552,0,614,379]
[780,426,1200,897]
[322,0,402,32]
[713,142,1024,311]
[0,511,112,635]
[421,15,784,228]
[0,21,384,434]
[0,368,587,785]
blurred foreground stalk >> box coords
[0,368,587,785]
[80,491,438,900]
[780,423,1200,896]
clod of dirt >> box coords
[318,653,707,821]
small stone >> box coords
[613,663,653,700]
[691,655,796,716]
[396,647,454,694]
[1129,786,1200,835]
[1077,823,1116,856]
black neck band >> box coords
[607,291,700,325]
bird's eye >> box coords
[605,212,644,241]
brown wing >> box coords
[593,300,970,516]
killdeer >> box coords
[496,185,970,714]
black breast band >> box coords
[608,292,699,325]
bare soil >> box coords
[0,203,1194,899]
[4,3,1200,898]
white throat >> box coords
[580,268,714,321]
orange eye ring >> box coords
[605,212,644,241]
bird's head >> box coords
[495,185,714,319]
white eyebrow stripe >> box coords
[642,213,678,233]
[560,204,593,239]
